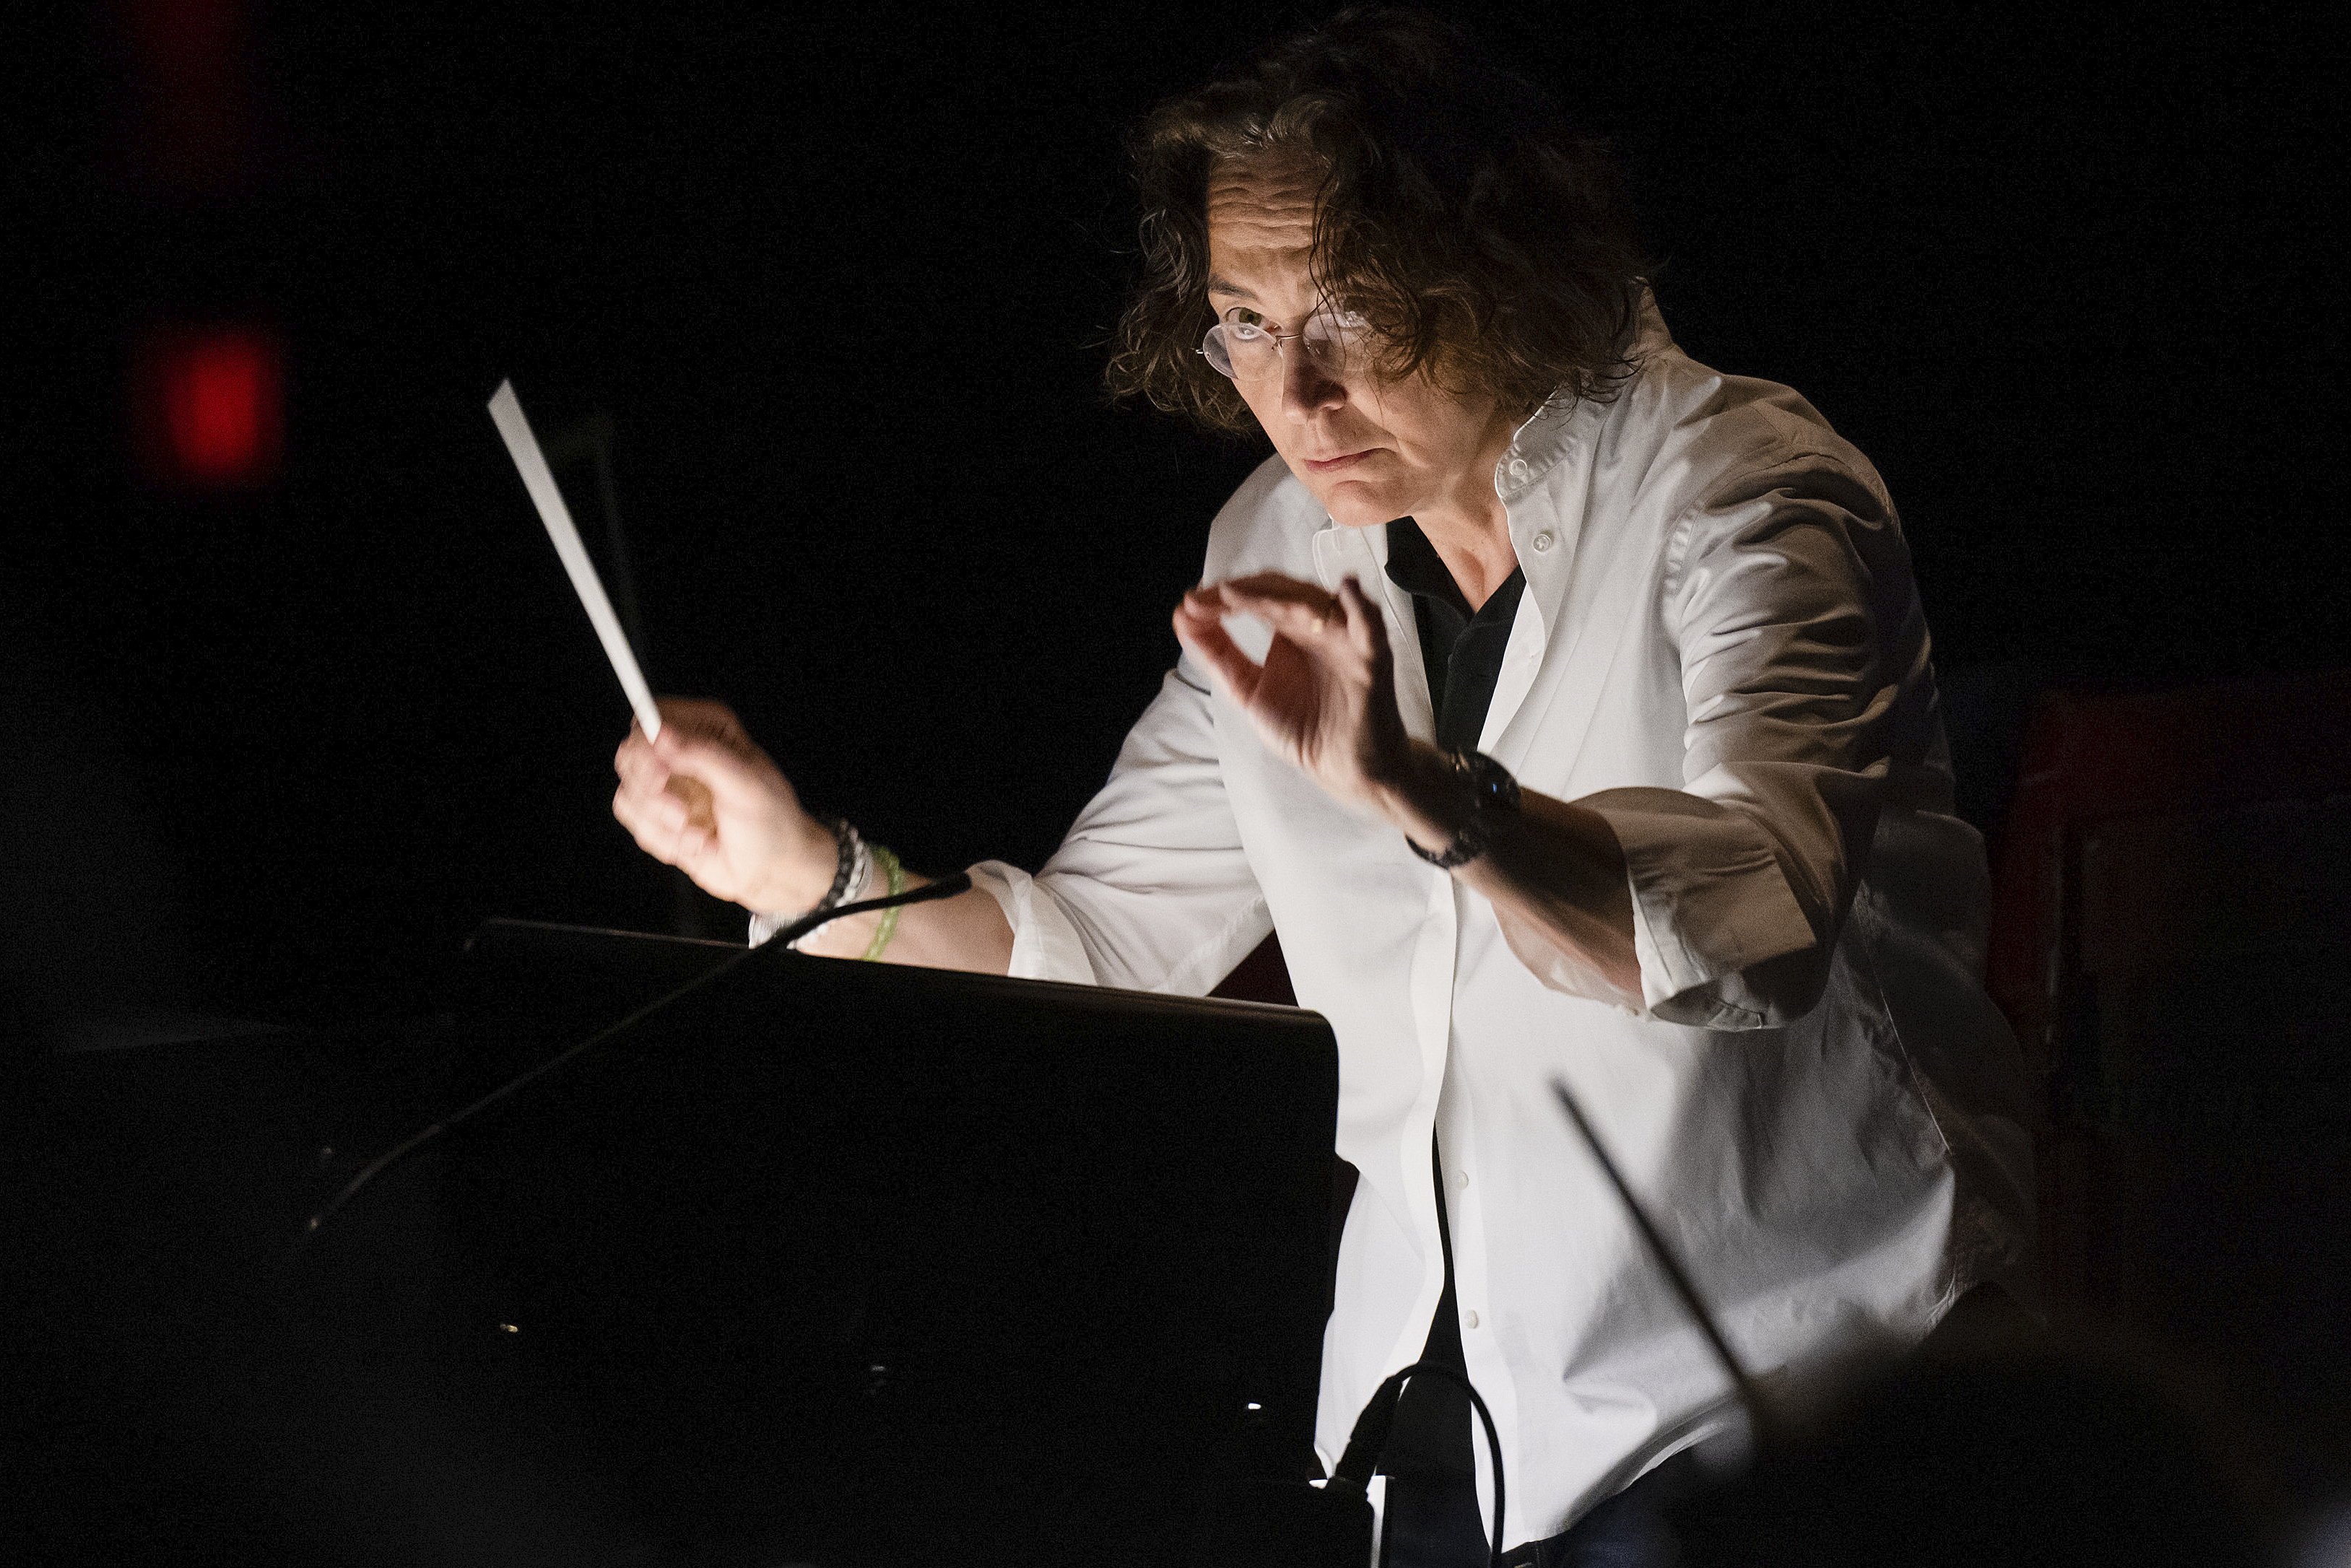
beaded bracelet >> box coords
[817,818,861,907]
[783,819,869,951]
[860,844,908,962]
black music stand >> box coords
[296,920,1340,1568]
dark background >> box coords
[8,6,2347,1559]
[7,0,2342,1026]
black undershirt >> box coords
[1383,517,1529,757]
[1376,518,1526,1484]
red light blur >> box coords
[131,323,284,490]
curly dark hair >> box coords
[1105,8,1652,437]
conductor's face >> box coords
[1204,151,1518,533]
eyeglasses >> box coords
[1199,307,1372,381]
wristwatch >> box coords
[1404,749,1522,869]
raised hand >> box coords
[1172,572,1412,812]
[612,698,838,915]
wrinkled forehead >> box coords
[1204,148,1324,259]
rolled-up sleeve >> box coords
[965,859,1099,984]
[973,653,1269,996]
[1578,456,1927,1029]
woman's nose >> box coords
[1280,339,1346,417]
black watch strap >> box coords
[1404,750,1521,869]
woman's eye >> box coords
[1228,319,1271,340]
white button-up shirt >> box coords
[968,300,2034,1546]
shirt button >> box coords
[1453,1168,1469,1190]
[1531,531,1555,553]
[1506,458,1531,482]
[1466,1310,1481,1330]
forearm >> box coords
[786,874,1015,975]
[1371,741,1642,1006]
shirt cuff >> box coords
[966,860,1098,985]
[1577,786,1820,1029]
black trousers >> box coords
[1378,1283,2038,1567]
[1379,1447,1698,1568]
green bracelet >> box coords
[860,844,907,962]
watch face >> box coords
[1409,752,1518,869]
[1457,751,1520,811]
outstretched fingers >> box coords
[1173,589,1262,705]
[1208,574,1344,643]
[1205,574,1386,684]
[1176,572,1396,701]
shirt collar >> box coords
[1492,286,1672,505]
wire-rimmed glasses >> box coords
[1200,307,1372,380]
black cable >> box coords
[762,868,971,950]
[290,871,973,1251]
[1321,1083,1763,1565]
[1331,1358,1507,1566]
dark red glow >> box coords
[132,323,284,489]
[168,334,270,479]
